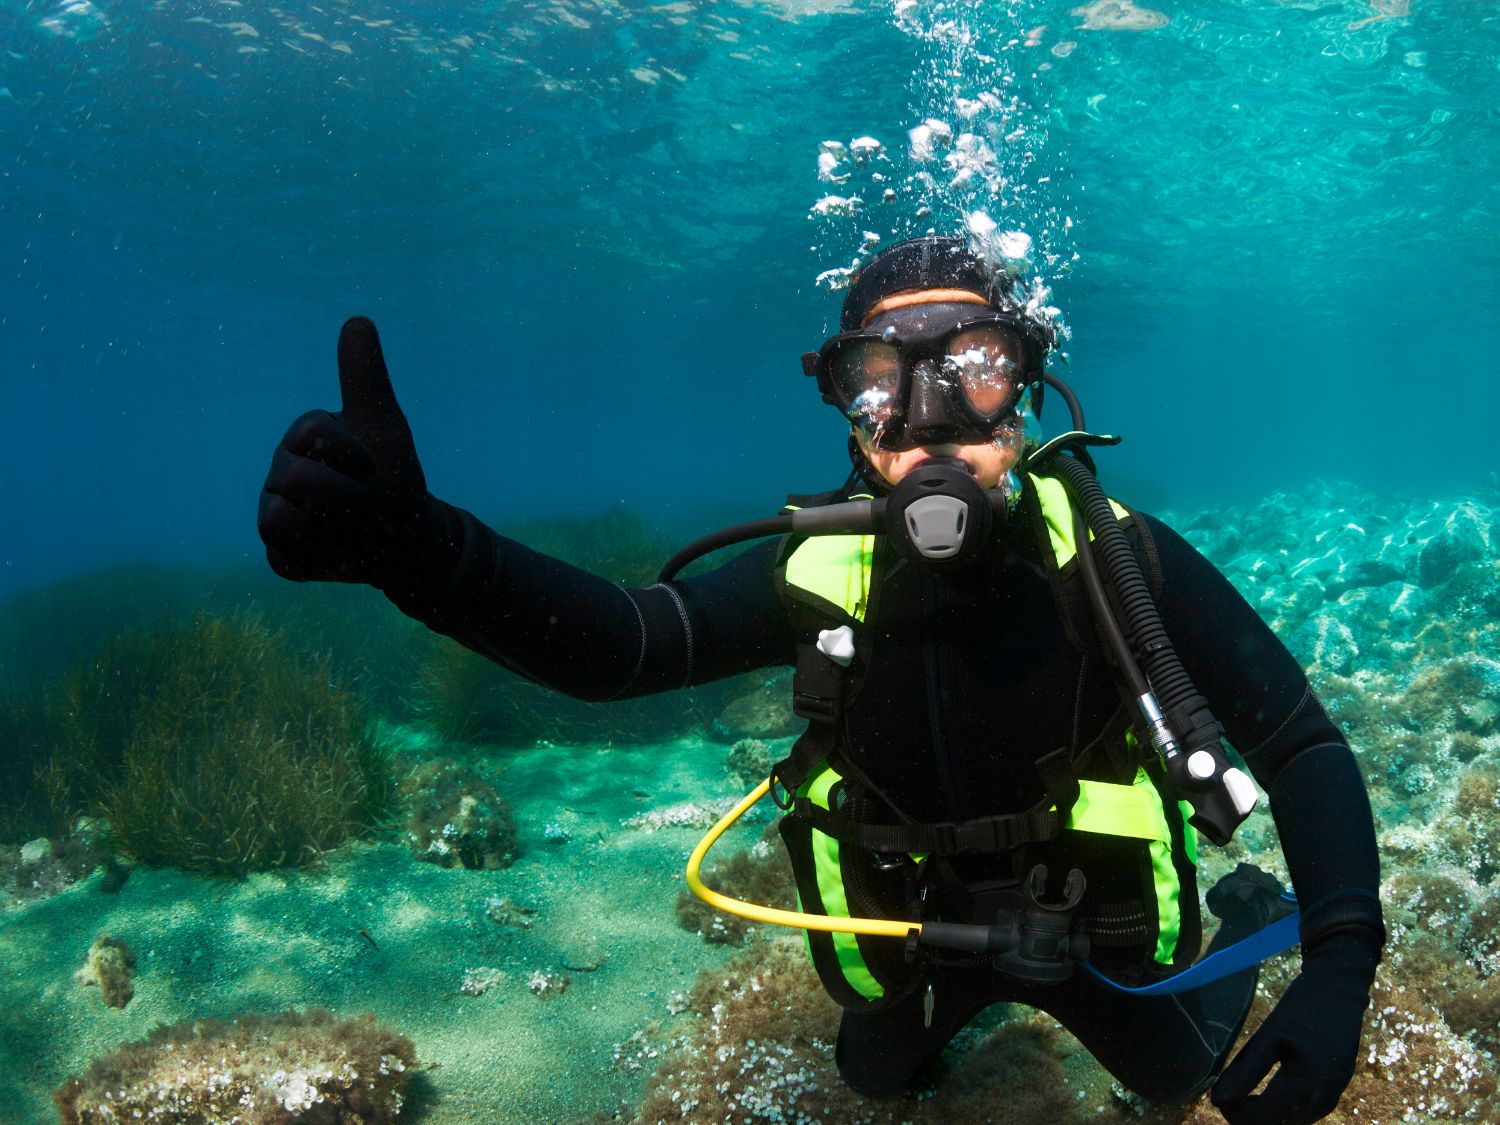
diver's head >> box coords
[804,235,1050,490]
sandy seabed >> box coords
[1,732,752,1123]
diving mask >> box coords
[803,302,1045,451]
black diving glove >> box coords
[1211,926,1380,1125]
[258,316,459,590]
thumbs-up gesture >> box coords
[258,317,448,588]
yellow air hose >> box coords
[685,777,922,939]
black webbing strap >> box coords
[769,642,845,808]
[791,640,842,722]
[791,799,1061,856]
[769,725,831,810]
[1034,746,1082,816]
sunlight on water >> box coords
[810,0,1077,346]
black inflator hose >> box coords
[1045,453,1196,718]
[1042,443,1255,845]
[1070,506,1151,700]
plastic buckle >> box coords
[958,818,1014,853]
[792,692,838,722]
[931,823,959,855]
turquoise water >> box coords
[2,1,1499,1122]
[2,0,1497,594]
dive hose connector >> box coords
[917,866,1090,984]
[1136,692,1179,758]
[1144,693,1258,846]
[787,498,880,537]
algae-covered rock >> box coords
[402,758,519,870]
[53,1008,415,1124]
[19,837,50,865]
[1415,502,1490,588]
[1290,614,1360,675]
[1334,579,1427,629]
[725,737,775,790]
[675,830,793,945]
[715,669,799,740]
[74,933,136,1010]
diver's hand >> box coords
[1211,934,1378,1125]
[258,316,453,588]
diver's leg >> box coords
[1039,864,1286,1102]
[834,966,1008,1097]
[1036,962,1254,1102]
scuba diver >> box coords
[258,236,1384,1124]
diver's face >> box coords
[856,427,1022,490]
[851,291,1026,490]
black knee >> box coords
[835,1016,929,1097]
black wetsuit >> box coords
[381,487,1381,1102]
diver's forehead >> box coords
[861,300,998,335]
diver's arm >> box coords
[1140,513,1383,939]
[1141,512,1383,1125]
[259,318,792,701]
[384,516,792,699]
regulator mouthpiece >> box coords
[885,457,1005,567]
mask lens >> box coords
[943,325,1022,417]
[829,338,902,417]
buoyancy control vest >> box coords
[769,473,1202,1011]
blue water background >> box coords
[2,0,1497,599]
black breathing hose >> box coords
[1044,373,1086,432]
[1044,445,1254,844]
[658,516,790,583]
[1036,371,1203,722]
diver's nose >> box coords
[904,360,966,445]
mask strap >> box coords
[845,433,891,495]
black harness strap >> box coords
[790,799,1062,856]
[769,641,845,808]
[785,742,1086,857]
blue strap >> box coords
[1084,903,1301,997]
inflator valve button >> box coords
[1222,767,1259,816]
[1187,749,1218,782]
[817,626,856,667]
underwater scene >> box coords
[2,0,1498,1122]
